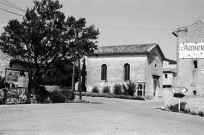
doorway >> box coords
[153,79,157,96]
[153,75,160,97]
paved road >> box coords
[0,96,204,135]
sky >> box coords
[1,0,204,60]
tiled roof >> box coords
[94,44,158,55]
[163,68,177,73]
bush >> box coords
[102,86,110,94]
[91,86,99,93]
[122,84,128,95]
[184,108,191,114]
[127,81,136,96]
[62,89,75,101]
[113,84,122,95]
[198,111,204,117]
[35,86,50,103]
[122,81,136,96]
[50,89,66,103]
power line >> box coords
[0,8,23,17]
[99,27,174,31]
[3,0,26,12]
[0,1,25,12]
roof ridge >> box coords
[97,43,157,48]
[188,17,204,28]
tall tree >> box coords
[0,0,70,103]
[0,0,99,102]
[67,17,99,100]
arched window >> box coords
[101,64,107,81]
[124,63,130,81]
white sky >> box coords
[1,0,204,60]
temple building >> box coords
[86,44,165,97]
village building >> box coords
[163,58,177,88]
[172,18,204,95]
[0,51,11,78]
[0,50,28,88]
[86,43,166,97]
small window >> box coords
[193,60,197,69]
[154,64,157,71]
[101,64,107,81]
[124,63,130,81]
[193,90,197,95]
[165,74,168,79]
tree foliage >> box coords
[0,0,99,102]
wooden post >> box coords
[178,98,180,112]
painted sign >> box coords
[173,87,188,93]
[5,69,29,88]
[179,43,204,58]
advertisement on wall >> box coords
[179,43,204,58]
[5,69,29,88]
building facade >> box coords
[163,59,177,88]
[172,18,204,95]
[86,44,165,97]
[0,51,11,78]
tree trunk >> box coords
[27,80,32,104]
[78,58,82,101]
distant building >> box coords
[0,50,29,88]
[172,18,204,95]
[6,60,29,88]
[86,44,165,97]
[163,59,177,88]
[0,51,11,78]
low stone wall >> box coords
[164,88,204,113]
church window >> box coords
[101,64,107,81]
[124,63,130,81]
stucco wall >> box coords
[174,18,204,95]
[87,48,164,97]
[146,48,163,97]
[163,73,174,86]
[86,54,147,93]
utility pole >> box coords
[71,63,75,92]
[78,57,82,101]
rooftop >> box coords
[94,43,158,55]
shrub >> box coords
[113,84,122,95]
[102,86,110,94]
[62,89,75,101]
[122,81,136,96]
[50,89,66,103]
[122,84,128,95]
[198,111,204,117]
[127,81,136,96]
[35,86,50,103]
[184,108,191,114]
[91,86,99,93]
[167,105,174,111]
